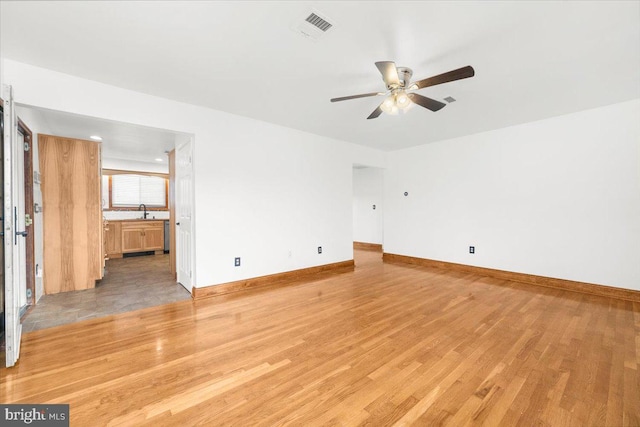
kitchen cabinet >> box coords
[121,220,165,254]
[104,221,123,259]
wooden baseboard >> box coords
[192,260,355,300]
[353,242,383,252]
[383,253,640,303]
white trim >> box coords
[3,84,22,367]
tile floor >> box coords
[22,254,192,332]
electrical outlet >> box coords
[469,246,475,254]
[234,257,241,266]
[318,246,322,254]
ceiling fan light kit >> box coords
[330,61,475,119]
[380,89,411,115]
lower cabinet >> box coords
[122,226,145,253]
[122,221,165,253]
[104,221,123,259]
[104,220,165,258]
[141,224,164,251]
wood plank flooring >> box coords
[2,250,639,426]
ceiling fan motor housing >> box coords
[396,67,413,88]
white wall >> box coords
[14,106,52,302]
[384,99,640,291]
[102,158,169,174]
[352,167,384,245]
[3,60,386,288]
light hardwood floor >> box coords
[2,250,639,426]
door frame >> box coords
[17,119,35,309]
[0,98,4,344]
[3,84,23,367]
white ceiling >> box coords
[1,1,639,152]
[16,106,189,165]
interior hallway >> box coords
[21,254,191,332]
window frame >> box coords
[102,169,169,211]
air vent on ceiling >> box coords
[305,13,332,32]
[444,96,456,103]
[291,9,335,41]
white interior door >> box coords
[176,139,193,291]
[3,84,23,367]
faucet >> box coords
[138,204,149,219]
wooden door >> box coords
[39,134,102,293]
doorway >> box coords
[14,106,194,331]
[352,166,384,251]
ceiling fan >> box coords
[330,62,475,119]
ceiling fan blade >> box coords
[330,92,383,102]
[407,93,446,112]
[367,105,384,120]
[375,61,400,88]
[411,66,475,90]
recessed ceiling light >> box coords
[89,135,102,141]
[155,158,163,162]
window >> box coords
[102,171,168,209]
